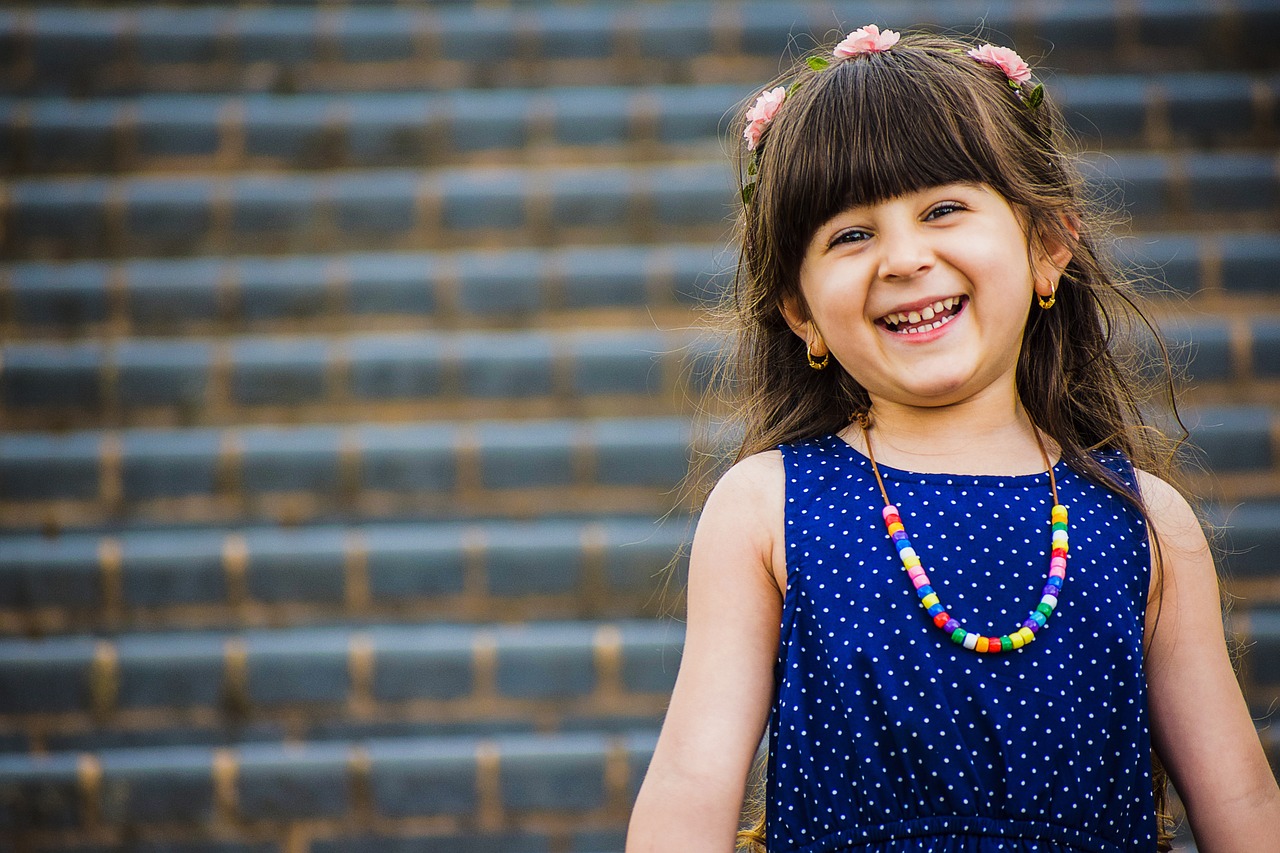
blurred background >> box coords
[0,1,1277,851]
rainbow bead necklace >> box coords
[860,421,1068,653]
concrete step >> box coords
[4,234,1279,343]
[0,243,723,341]
[0,517,688,636]
[2,72,1275,178]
[3,162,735,260]
[0,416,703,533]
[2,2,1277,97]
[0,327,714,430]
[6,316,1280,429]
[0,404,1277,524]
[5,154,1278,262]
[4,501,1280,635]
[0,620,680,747]
[0,729,658,850]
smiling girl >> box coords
[626,25,1280,853]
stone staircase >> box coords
[0,1,1278,851]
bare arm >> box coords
[627,452,787,852]
[1138,471,1280,850]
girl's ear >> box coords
[779,296,824,353]
[779,295,807,337]
[1034,216,1079,299]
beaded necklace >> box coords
[859,420,1068,653]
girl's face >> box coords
[784,182,1068,411]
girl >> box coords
[627,26,1280,853]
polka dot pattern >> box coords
[766,434,1158,852]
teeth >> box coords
[891,309,957,335]
[881,297,965,329]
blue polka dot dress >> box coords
[767,434,1157,852]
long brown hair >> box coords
[707,30,1186,851]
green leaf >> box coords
[1025,83,1044,108]
[787,80,802,97]
[806,55,831,72]
[747,156,758,177]
[741,182,756,206]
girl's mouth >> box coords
[877,295,967,335]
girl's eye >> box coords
[829,229,871,247]
[925,202,965,220]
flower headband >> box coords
[740,25,1043,203]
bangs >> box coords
[762,49,1017,261]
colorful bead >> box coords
[920,593,940,609]
[1000,636,1012,652]
[963,633,979,650]
[975,637,989,653]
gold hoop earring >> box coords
[1037,282,1057,310]
[807,343,830,370]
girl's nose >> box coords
[876,227,934,281]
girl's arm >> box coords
[1138,471,1280,850]
[627,452,787,852]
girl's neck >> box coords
[839,388,1055,477]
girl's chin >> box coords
[866,365,984,406]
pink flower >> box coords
[833,24,901,58]
[967,43,1032,85]
[743,86,786,151]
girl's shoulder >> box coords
[698,450,789,593]
[1129,466,1197,527]
[709,449,785,508]
[702,450,788,544]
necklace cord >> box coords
[859,419,1058,505]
